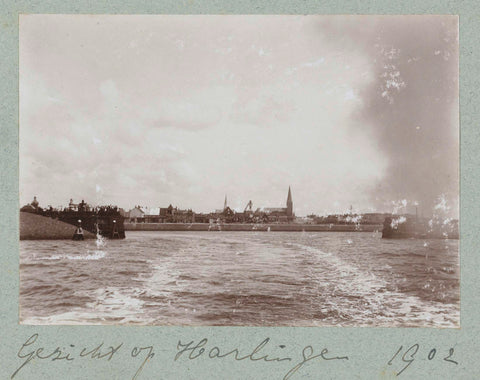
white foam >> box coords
[37,250,106,261]
[289,242,459,327]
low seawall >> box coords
[125,222,383,232]
[20,212,96,240]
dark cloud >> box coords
[321,16,459,216]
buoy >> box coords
[72,226,84,240]
[111,219,120,238]
[72,220,84,240]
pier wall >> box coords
[20,212,96,240]
[124,223,383,232]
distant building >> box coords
[126,187,295,224]
[172,208,195,223]
[260,186,294,222]
[143,207,161,223]
[20,196,40,213]
[31,196,39,209]
[159,204,194,223]
[159,205,174,222]
[68,198,78,211]
[127,206,145,223]
[216,186,294,223]
[194,213,211,223]
[126,204,195,223]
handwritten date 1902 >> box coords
[387,344,458,376]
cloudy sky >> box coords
[20,15,458,217]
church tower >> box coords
[286,186,293,219]
[224,195,227,211]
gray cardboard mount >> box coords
[1,1,479,379]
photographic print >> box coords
[19,15,459,327]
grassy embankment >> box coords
[20,212,96,240]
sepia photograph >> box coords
[19,15,459,327]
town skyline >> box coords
[23,185,441,219]
[20,15,458,218]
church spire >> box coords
[224,194,227,211]
[286,186,293,218]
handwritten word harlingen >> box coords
[11,333,154,380]
[175,337,349,379]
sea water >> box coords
[19,231,459,327]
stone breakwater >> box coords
[124,222,383,232]
[20,212,96,240]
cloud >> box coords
[140,86,235,131]
[19,15,456,216]
[319,16,459,216]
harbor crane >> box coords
[244,200,253,212]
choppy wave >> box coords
[20,231,459,327]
